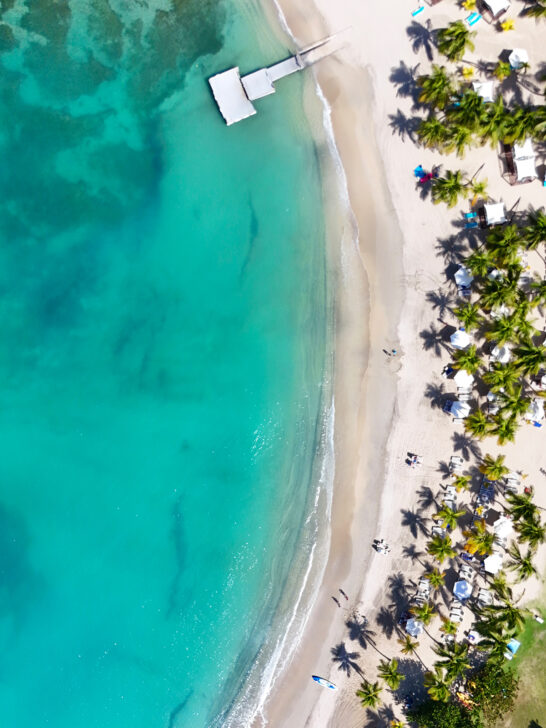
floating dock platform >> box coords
[208,36,341,125]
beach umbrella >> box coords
[406,618,424,637]
[454,266,473,288]
[493,515,514,540]
[491,343,512,364]
[454,369,474,388]
[472,80,494,103]
[450,330,471,350]
[484,0,511,18]
[527,398,545,422]
[484,202,507,226]
[450,401,470,419]
[509,48,529,70]
[484,553,502,574]
[453,580,472,601]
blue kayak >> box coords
[312,675,337,690]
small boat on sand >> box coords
[312,675,337,690]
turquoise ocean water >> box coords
[0,1,330,726]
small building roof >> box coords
[208,68,257,125]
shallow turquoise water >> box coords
[0,1,328,726]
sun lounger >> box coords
[445,486,457,500]
[465,12,482,26]
[449,456,464,473]
[432,525,446,537]
[450,612,463,623]
[466,221,479,229]
[464,212,477,220]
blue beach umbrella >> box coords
[454,580,472,601]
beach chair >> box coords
[449,455,464,473]
[464,212,477,220]
[465,221,479,229]
[445,486,457,500]
[453,416,465,425]
[465,12,482,27]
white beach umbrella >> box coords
[509,48,529,70]
[406,618,424,637]
[472,80,494,103]
[484,0,510,16]
[484,553,503,574]
[515,157,537,182]
[513,138,535,160]
[527,399,545,422]
[454,369,474,388]
[450,330,471,350]
[491,303,510,320]
[491,343,512,364]
[451,401,471,419]
[493,515,514,540]
[484,203,507,226]
[453,580,472,601]
[454,266,473,288]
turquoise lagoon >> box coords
[0,1,330,726]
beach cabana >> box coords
[484,553,503,574]
[406,618,424,637]
[512,138,537,183]
[454,369,474,388]
[482,0,511,20]
[527,398,545,423]
[472,80,494,103]
[484,202,507,226]
[491,343,512,364]
[450,329,471,350]
[509,48,529,70]
[454,266,474,288]
[450,401,471,419]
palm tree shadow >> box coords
[417,485,437,511]
[375,605,397,639]
[452,431,482,460]
[406,21,434,61]
[388,572,410,610]
[401,508,429,538]
[437,460,451,479]
[424,381,448,409]
[435,235,467,264]
[389,60,421,103]
[330,641,363,677]
[403,543,426,567]
[419,323,450,357]
[364,703,396,728]
[393,657,427,704]
[426,289,454,322]
[388,108,421,142]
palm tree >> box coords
[434,642,471,682]
[425,568,446,592]
[516,516,545,549]
[515,343,546,376]
[378,658,405,691]
[398,634,419,656]
[485,224,522,266]
[523,207,546,249]
[480,278,519,310]
[424,667,451,701]
[418,65,456,109]
[465,410,491,439]
[464,519,495,556]
[490,413,518,445]
[444,124,474,158]
[417,116,450,150]
[482,363,520,394]
[476,625,516,663]
[433,505,465,530]
[447,89,485,132]
[525,0,546,19]
[454,302,482,331]
[431,170,468,208]
[498,386,530,419]
[440,617,458,636]
[504,105,538,144]
[480,453,509,480]
[465,250,491,278]
[489,570,513,601]
[437,21,475,61]
[356,679,383,708]
[427,534,456,564]
[453,344,481,373]
[452,474,471,492]
[530,277,546,308]
[508,543,538,582]
[505,491,538,523]
[494,61,512,81]
[469,177,488,206]
[411,601,436,626]
[390,722,405,728]
[485,314,519,344]
[481,601,529,632]
[479,95,507,146]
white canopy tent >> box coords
[527,398,545,422]
[484,202,507,225]
[451,330,471,350]
[514,138,535,159]
[484,553,503,574]
[451,401,471,419]
[484,0,511,17]
[509,48,529,70]
[455,266,474,288]
[491,343,512,364]
[515,156,537,182]
[454,369,474,387]
[472,80,494,103]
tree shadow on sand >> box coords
[424,381,448,410]
[426,289,454,322]
[435,234,467,265]
[416,485,437,511]
[419,323,451,357]
[406,21,435,61]
[364,703,396,728]
[388,572,411,610]
[388,108,422,142]
[401,508,429,538]
[389,60,420,103]
[392,657,428,704]
[375,605,398,640]
[345,616,390,659]
[330,642,363,677]
[403,543,427,568]
[452,431,482,460]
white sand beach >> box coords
[261,0,546,725]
